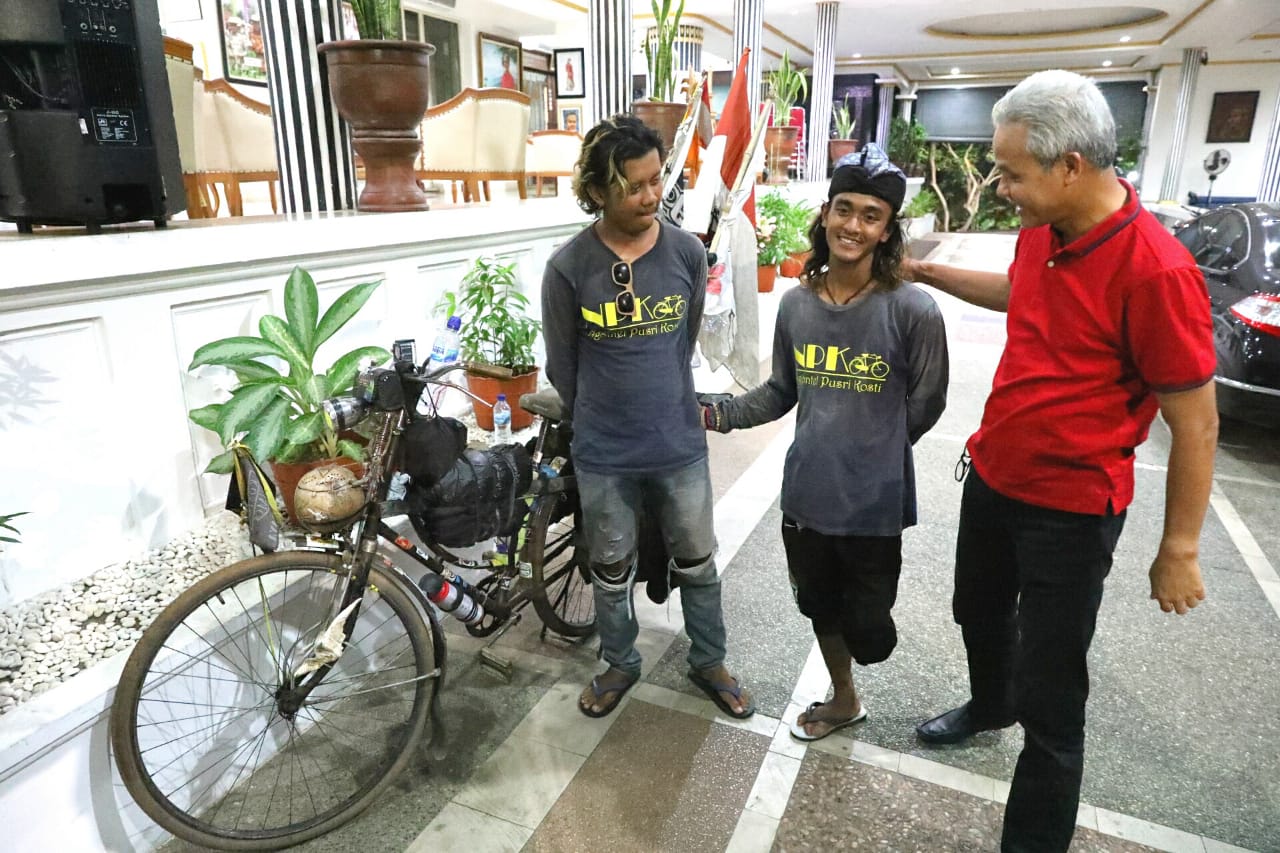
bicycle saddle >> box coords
[520,387,568,424]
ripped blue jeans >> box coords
[576,456,725,679]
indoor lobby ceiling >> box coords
[515,0,1280,85]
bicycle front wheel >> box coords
[110,551,437,851]
[526,491,596,637]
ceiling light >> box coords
[852,53,862,59]
[950,67,960,75]
[1102,60,1113,67]
[1119,35,1131,43]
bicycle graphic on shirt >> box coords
[851,353,890,379]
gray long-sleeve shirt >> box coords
[720,283,949,536]
[541,222,708,474]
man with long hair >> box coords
[542,115,754,720]
[905,70,1217,851]
[702,147,948,739]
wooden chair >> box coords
[417,88,530,203]
[525,129,582,197]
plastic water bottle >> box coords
[419,572,485,626]
[425,315,461,408]
[491,393,513,445]
[386,471,410,501]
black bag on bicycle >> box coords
[398,416,468,489]
[407,443,533,546]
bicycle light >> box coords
[323,396,369,432]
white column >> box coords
[259,0,357,214]
[732,0,763,117]
[1158,47,1206,203]
[805,1,838,182]
[1257,85,1280,203]
[590,0,633,122]
[875,79,896,147]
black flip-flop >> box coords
[789,700,869,742]
[687,669,756,719]
[579,670,638,718]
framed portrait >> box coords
[1206,91,1259,143]
[558,105,582,134]
[217,0,268,86]
[477,32,522,91]
[552,48,585,99]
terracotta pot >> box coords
[763,125,800,184]
[779,256,804,279]
[317,40,435,212]
[466,367,540,431]
[271,457,364,524]
[758,264,778,293]
[633,101,687,155]
[828,139,860,171]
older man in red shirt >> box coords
[904,70,1218,852]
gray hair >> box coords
[991,70,1116,170]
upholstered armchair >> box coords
[162,38,280,218]
[418,88,530,203]
[525,130,582,197]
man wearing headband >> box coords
[542,114,754,720]
[904,70,1216,852]
[701,143,949,741]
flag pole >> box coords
[660,73,707,200]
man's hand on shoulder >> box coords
[1148,545,1206,614]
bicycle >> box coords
[109,358,592,851]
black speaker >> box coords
[0,0,184,232]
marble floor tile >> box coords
[744,749,803,820]
[724,807,781,853]
[1095,807,1210,853]
[406,802,531,853]
[453,734,585,828]
[508,680,616,757]
[525,700,769,853]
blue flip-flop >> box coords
[579,669,638,718]
[687,669,756,719]
[789,700,869,741]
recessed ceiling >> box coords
[928,7,1166,40]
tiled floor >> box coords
[158,230,1280,853]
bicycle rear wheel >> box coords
[110,551,437,851]
[525,491,596,637]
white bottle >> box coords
[491,393,513,445]
[425,315,461,409]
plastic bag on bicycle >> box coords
[406,444,533,547]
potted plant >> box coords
[634,0,689,153]
[902,187,939,240]
[759,192,812,281]
[755,199,792,292]
[828,94,859,170]
[435,257,542,431]
[317,0,436,212]
[186,267,391,519]
[888,116,929,178]
[764,51,808,184]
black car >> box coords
[1174,203,1280,426]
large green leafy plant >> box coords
[188,267,391,474]
[644,0,686,102]
[435,257,541,372]
[833,95,855,139]
[767,51,808,126]
[888,116,929,177]
[348,0,403,40]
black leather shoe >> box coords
[916,702,1014,745]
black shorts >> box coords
[780,516,902,666]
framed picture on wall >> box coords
[478,32,522,91]
[217,0,267,86]
[558,105,582,134]
[552,48,585,99]
[1206,90,1259,143]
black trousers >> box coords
[953,468,1125,853]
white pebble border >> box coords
[0,511,253,717]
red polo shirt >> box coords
[968,183,1215,515]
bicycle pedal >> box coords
[478,647,514,681]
